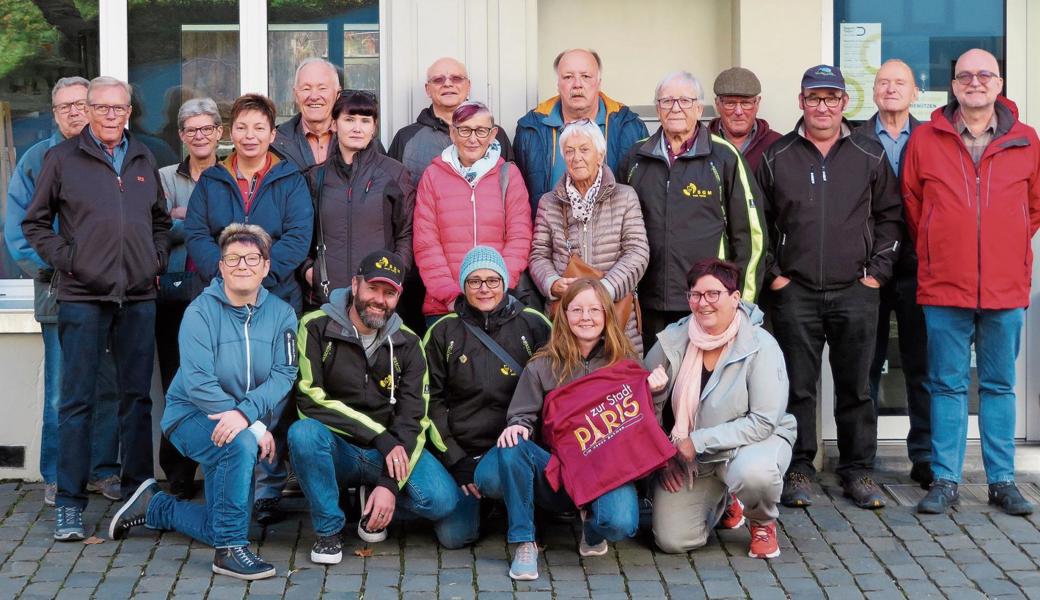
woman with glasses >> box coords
[528,119,648,354]
[156,97,224,500]
[299,90,415,309]
[413,101,532,326]
[109,224,298,581]
[422,246,552,549]
[643,258,795,559]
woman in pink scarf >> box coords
[644,258,797,559]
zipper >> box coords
[347,186,354,286]
[116,173,126,305]
[471,189,478,247]
[976,173,982,308]
[244,305,254,392]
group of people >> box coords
[5,45,1040,582]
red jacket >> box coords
[542,359,675,507]
[413,157,532,315]
[902,97,1040,309]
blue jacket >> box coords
[513,92,648,213]
[162,278,299,437]
[184,153,313,313]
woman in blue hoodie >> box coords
[108,224,298,581]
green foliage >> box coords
[0,0,61,80]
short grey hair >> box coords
[177,97,221,130]
[51,76,89,102]
[293,57,341,88]
[87,76,132,103]
[558,119,606,156]
[654,71,703,103]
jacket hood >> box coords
[453,292,522,326]
[416,106,449,133]
[550,164,618,203]
[653,299,764,358]
[322,287,403,346]
[200,276,272,307]
[636,124,713,161]
[932,95,1020,139]
[519,92,627,128]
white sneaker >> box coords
[578,509,609,557]
[356,486,387,543]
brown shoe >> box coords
[843,475,887,509]
[780,472,814,508]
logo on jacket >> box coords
[500,364,516,377]
[375,256,401,274]
[682,182,712,198]
[136,176,146,183]
[573,384,642,455]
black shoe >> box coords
[781,472,814,508]
[917,479,958,514]
[988,482,1035,516]
[109,478,161,540]
[254,497,285,526]
[212,546,276,580]
[282,471,303,498]
[909,462,934,489]
[843,475,887,509]
[310,533,343,565]
[169,478,197,501]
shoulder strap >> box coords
[312,165,331,299]
[461,320,523,375]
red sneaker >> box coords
[748,521,780,559]
[717,493,745,529]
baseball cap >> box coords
[713,67,762,97]
[801,65,846,91]
[356,250,406,291]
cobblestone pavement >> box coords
[2,467,1040,599]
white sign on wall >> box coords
[839,22,882,121]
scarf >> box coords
[442,139,502,187]
[564,166,604,224]
[670,310,742,444]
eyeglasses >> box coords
[90,104,130,116]
[954,70,999,86]
[719,98,757,111]
[454,126,493,139]
[221,253,263,267]
[464,276,503,290]
[801,95,843,108]
[686,289,728,303]
[428,75,468,86]
[53,101,88,115]
[566,306,604,318]
[181,125,219,138]
[656,97,699,110]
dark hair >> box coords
[553,48,603,73]
[230,93,277,129]
[332,90,378,120]
[218,223,272,259]
[452,101,494,127]
[686,258,741,293]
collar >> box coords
[300,117,333,138]
[874,113,911,138]
[87,125,128,154]
[955,110,998,136]
[546,96,607,128]
[229,152,273,181]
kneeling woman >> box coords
[645,258,796,559]
[487,278,642,581]
[109,224,298,580]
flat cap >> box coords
[713,67,761,97]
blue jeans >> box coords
[923,306,1022,484]
[287,418,458,537]
[39,323,121,484]
[56,301,155,509]
[486,440,639,545]
[147,411,258,547]
[433,450,506,549]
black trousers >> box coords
[155,301,198,488]
[868,270,931,465]
[770,280,879,481]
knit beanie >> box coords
[459,246,509,291]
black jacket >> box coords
[271,113,337,172]
[423,295,551,483]
[295,288,428,495]
[22,129,172,302]
[618,126,766,309]
[301,142,416,305]
[756,119,902,290]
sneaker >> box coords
[717,493,745,529]
[842,475,887,509]
[169,478,197,501]
[578,509,609,557]
[109,478,160,540]
[43,483,56,507]
[254,497,285,526]
[282,470,303,498]
[988,482,1035,516]
[780,472,814,508]
[917,479,958,514]
[212,545,276,580]
[54,506,86,541]
[87,474,122,501]
[310,534,343,565]
[748,521,781,559]
[356,486,388,543]
[508,541,539,580]
[909,462,934,489]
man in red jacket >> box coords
[903,48,1040,516]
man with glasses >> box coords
[514,48,648,212]
[903,49,1040,516]
[22,75,172,540]
[272,58,342,170]
[708,67,782,171]
[618,71,764,352]
[756,65,901,510]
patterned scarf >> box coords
[564,166,604,224]
[442,139,502,187]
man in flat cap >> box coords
[709,67,783,171]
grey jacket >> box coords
[158,158,195,273]
[643,301,796,462]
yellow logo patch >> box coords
[375,256,401,274]
[500,364,517,377]
[682,182,713,198]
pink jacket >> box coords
[413,157,533,315]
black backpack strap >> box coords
[461,320,522,375]
[312,165,331,299]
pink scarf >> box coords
[670,310,742,444]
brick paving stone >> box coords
[823,585,864,599]
[701,577,745,598]
[992,552,1039,571]
[747,586,788,600]
[19,581,62,598]
[324,573,363,592]
[172,576,213,594]
[401,573,437,591]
